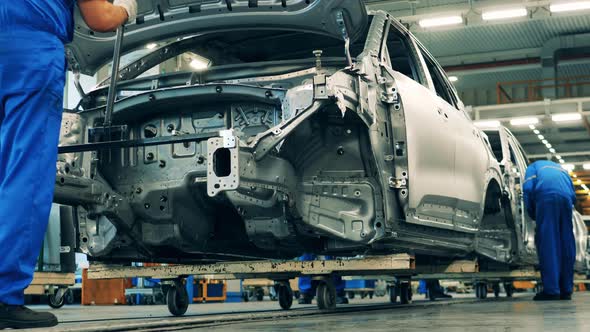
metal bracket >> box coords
[388,176,407,189]
[220,129,236,148]
[335,10,353,67]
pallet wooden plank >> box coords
[30,272,75,286]
[88,254,414,280]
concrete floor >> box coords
[26,292,590,331]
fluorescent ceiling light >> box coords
[559,159,565,164]
[448,76,459,82]
[550,2,590,13]
[562,164,575,171]
[533,129,540,134]
[549,148,556,153]
[529,125,536,130]
[474,120,501,128]
[482,8,527,20]
[510,117,539,126]
[582,163,590,170]
[546,143,552,148]
[542,139,549,144]
[419,16,463,28]
[573,174,578,178]
[556,155,562,159]
[537,135,545,140]
[552,113,582,122]
[146,43,158,50]
[577,179,583,184]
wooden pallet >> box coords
[24,272,75,295]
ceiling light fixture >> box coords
[546,143,552,148]
[583,163,590,170]
[542,139,549,144]
[538,135,545,140]
[552,113,583,122]
[474,120,501,128]
[550,1,590,13]
[510,117,539,126]
[562,164,575,171]
[549,148,556,153]
[419,16,463,28]
[559,159,565,164]
[482,8,528,20]
[533,129,540,134]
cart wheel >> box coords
[278,284,294,310]
[126,295,134,305]
[504,283,514,298]
[64,289,74,305]
[256,288,265,301]
[167,281,189,316]
[48,293,65,309]
[348,291,355,299]
[493,283,500,298]
[389,286,398,303]
[476,283,488,300]
[369,291,374,299]
[316,281,336,310]
[294,291,301,299]
[400,282,412,305]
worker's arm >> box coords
[78,0,138,32]
[522,163,537,220]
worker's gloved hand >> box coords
[114,0,138,24]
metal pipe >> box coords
[104,26,125,127]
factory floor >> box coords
[25,292,590,331]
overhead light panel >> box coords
[550,1,590,13]
[546,143,552,148]
[559,159,565,164]
[542,139,549,144]
[448,76,459,82]
[577,179,583,184]
[482,8,528,21]
[538,135,545,140]
[549,148,556,153]
[419,16,463,28]
[474,120,501,128]
[552,113,582,122]
[556,155,562,159]
[510,117,539,126]
[562,164,575,171]
[533,129,540,134]
[582,163,590,170]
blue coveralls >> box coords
[523,160,577,296]
[298,254,345,297]
[0,1,73,305]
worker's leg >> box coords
[297,254,316,303]
[0,35,65,306]
[558,196,575,296]
[535,196,561,296]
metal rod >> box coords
[104,26,125,127]
[58,132,218,154]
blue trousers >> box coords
[0,30,65,305]
[535,194,575,296]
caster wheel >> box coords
[476,283,488,300]
[316,281,336,310]
[256,288,265,301]
[504,283,515,298]
[493,284,500,298]
[167,281,189,316]
[48,292,65,309]
[400,282,412,305]
[348,291,356,299]
[389,286,398,304]
[278,283,294,310]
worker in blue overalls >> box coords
[298,254,348,305]
[0,1,136,328]
[523,160,577,301]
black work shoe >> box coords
[560,293,572,301]
[533,293,560,301]
[0,304,58,329]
